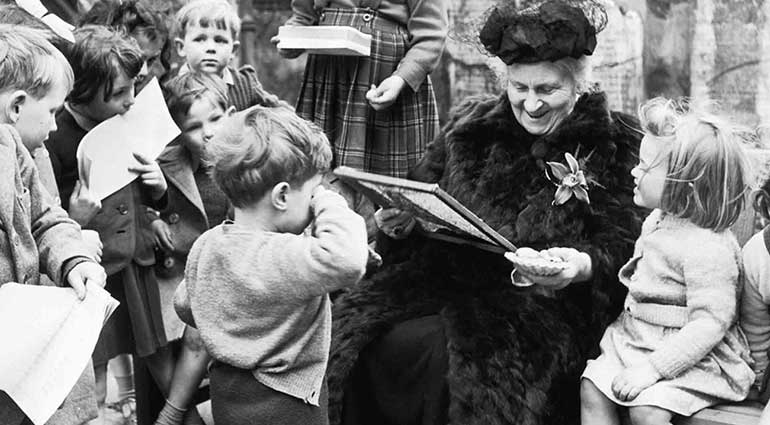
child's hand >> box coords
[374,207,415,239]
[366,76,407,111]
[129,152,167,200]
[514,247,592,290]
[81,229,103,263]
[270,35,305,59]
[151,219,175,252]
[67,261,107,300]
[68,180,101,226]
[611,360,662,401]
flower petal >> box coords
[547,162,570,181]
[565,153,580,173]
[574,185,590,204]
[553,185,573,205]
[576,170,588,186]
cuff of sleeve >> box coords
[60,256,95,285]
[152,191,169,210]
[394,61,428,92]
[648,351,687,379]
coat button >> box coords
[118,204,129,215]
[163,257,175,268]
[362,13,372,22]
[168,213,180,224]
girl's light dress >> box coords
[582,210,754,415]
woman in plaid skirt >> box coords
[273,0,448,180]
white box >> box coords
[277,25,372,57]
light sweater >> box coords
[618,209,745,379]
[287,0,449,91]
[175,189,368,405]
[741,230,770,388]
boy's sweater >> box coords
[176,64,281,111]
[741,231,770,389]
[175,189,367,405]
[618,209,748,379]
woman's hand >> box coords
[129,152,167,200]
[514,247,593,290]
[366,76,406,111]
[270,35,305,59]
[66,261,107,300]
[375,208,415,240]
[611,360,662,401]
[68,180,101,226]
[151,219,175,252]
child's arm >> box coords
[272,187,368,298]
[284,0,318,27]
[741,235,770,391]
[646,239,742,379]
[173,278,197,328]
[397,0,450,92]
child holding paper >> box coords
[174,106,368,425]
[44,24,172,423]
[0,24,107,425]
[173,0,283,111]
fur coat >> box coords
[328,92,645,425]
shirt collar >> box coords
[178,63,234,86]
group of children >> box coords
[8,0,770,424]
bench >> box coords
[676,401,764,425]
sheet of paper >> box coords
[0,282,119,425]
[76,78,180,200]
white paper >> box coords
[0,282,119,425]
[76,78,181,200]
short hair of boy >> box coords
[67,25,144,106]
[164,72,229,125]
[0,24,73,97]
[174,0,241,40]
[208,106,332,208]
[79,0,168,46]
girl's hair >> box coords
[80,0,168,45]
[67,25,144,105]
[639,97,750,232]
[207,106,332,208]
[0,24,74,98]
[163,72,229,125]
[174,0,241,40]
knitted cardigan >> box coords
[741,228,770,394]
[328,92,645,425]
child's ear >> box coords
[175,38,187,57]
[231,40,240,57]
[225,106,236,117]
[4,90,27,124]
[271,182,290,211]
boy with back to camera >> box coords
[174,106,368,425]
[173,0,281,111]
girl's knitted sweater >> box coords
[619,209,747,379]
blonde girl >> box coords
[577,98,755,425]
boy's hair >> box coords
[174,0,241,40]
[639,97,750,232]
[0,24,74,98]
[163,72,229,125]
[207,106,332,208]
[67,25,144,105]
[80,0,169,46]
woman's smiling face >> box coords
[506,61,578,136]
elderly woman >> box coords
[327,1,645,424]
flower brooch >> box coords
[547,152,591,205]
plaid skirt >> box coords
[296,8,439,178]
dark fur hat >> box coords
[479,0,607,64]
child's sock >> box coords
[154,400,185,425]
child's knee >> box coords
[628,406,673,425]
[580,378,606,408]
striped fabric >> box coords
[295,8,439,178]
[228,65,280,111]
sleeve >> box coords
[648,239,741,379]
[268,188,368,299]
[741,234,770,388]
[285,0,319,26]
[21,143,95,285]
[394,0,450,91]
[238,66,285,108]
[174,278,197,328]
